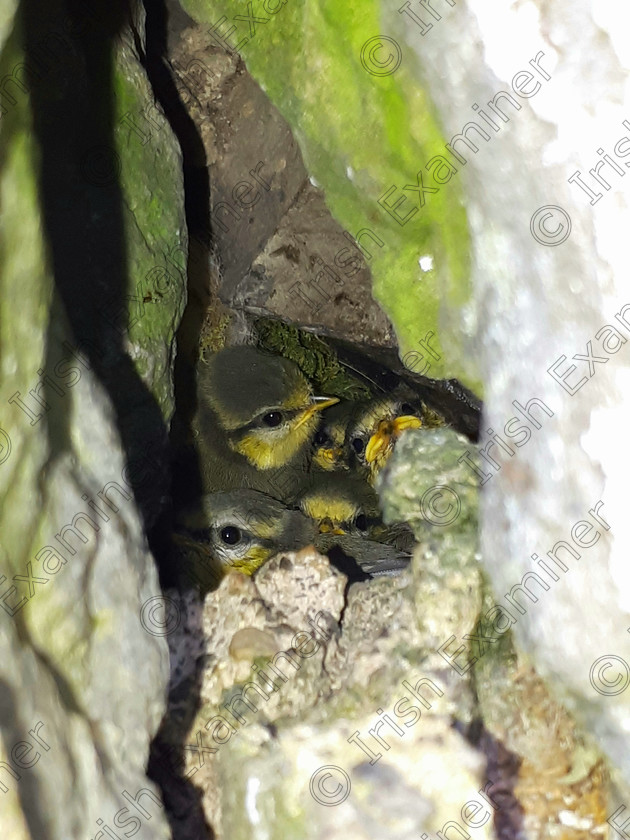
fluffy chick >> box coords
[174,489,318,588]
[192,345,338,500]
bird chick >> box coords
[311,401,354,472]
[174,489,318,588]
[193,345,338,498]
[297,473,380,536]
[297,475,413,578]
[346,394,423,485]
[298,473,416,555]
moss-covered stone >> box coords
[0,4,185,838]
[255,318,372,400]
[180,0,474,389]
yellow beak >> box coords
[365,415,422,464]
[318,518,346,535]
[316,445,345,467]
[294,396,340,429]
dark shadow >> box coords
[20,0,211,837]
[142,0,215,586]
[21,0,170,533]
[0,678,48,840]
[141,1,215,836]
[456,719,525,839]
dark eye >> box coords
[355,513,368,532]
[401,403,416,415]
[262,411,283,427]
[220,526,241,545]
[352,437,365,454]
[314,429,328,446]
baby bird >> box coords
[193,345,338,500]
[174,489,318,589]
[298,473,416,555]
[298,473,380,536]
[311,401,354,472]
[346,394,423,485]
[174,485,412,590]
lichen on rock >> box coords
[0,3,186,838]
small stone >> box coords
[229,628,279,661]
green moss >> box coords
[200,312,231,355]
[255,319,371,400]
[112,40,187,418]
[181,0,474,388]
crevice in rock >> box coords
[136,6,484,837]
[140,0,212,584]
[140,2,213,838]
[458,718,525,839]
[22,0,170,536]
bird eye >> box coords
[262,411,283,427]
[351,437,365,455]
[401,402,416,415]
[220,526,241,545]
[355,513,368,532]
[314,429,329,446]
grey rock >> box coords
[241,182,396,347]
[0,2,186,838]
[168,26,396,349]
[386,0,630,788]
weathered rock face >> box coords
[0,2,186,838]
[174,0,630,823]
[385,0,630,793]
[161,429,612,840]
[178,0,474,387]
[167,25,397,351]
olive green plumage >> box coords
[298,472,415,554]
[192,345,337,502]
[175,486,413,590]
[311,400,355,471]
[174,489,319,589]
[172,341,439,586]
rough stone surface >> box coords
[0,3,186,838]
[243,182,397,347]
[385,0,630,790]
[380,430,612,837]
[166,546,485,840]
[169,26,397,349]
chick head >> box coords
[346,394,422,483]
[200,345,338,469]
[176,489,318,577]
